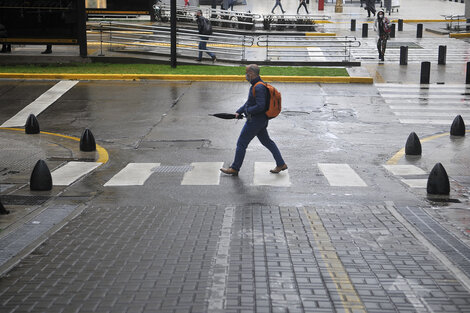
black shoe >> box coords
[41,49,52,54]
[380,55,385,61]
[195,58,202,62]
[211,56,216,63]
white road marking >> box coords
[207,206,234,312]
[253,162,291,187]
[181,162,223,185]
[393,112,470,118]
[401,179,428,188]
[318,163,367,187]
[398,119,455,125]
[104,163,160,186]
[307,47,327,62]
[390,106,470,111]
[51,161,102,186]
[383,165,427,176]
[1,81,79,128]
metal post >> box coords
[466,62,470,84]
[242,35,246,62]
[99,24,104,56]
[420,61,431,84]
[398,19,403,31]
[400,46,408,65]
[417,23,423,38]
[438,45,447,65]
[351,19,356,31]
[77,0,88,57]
[171,0,177,68]
[362,23,368,38]
[390,24,396,38]
[266,35,269,61]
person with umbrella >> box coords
[220,64,287,176]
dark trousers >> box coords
[231,117,285,171]
[198,36,215,60]
[377,36,387,57]
[297,2,309,14]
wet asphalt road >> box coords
[1,79,470,312]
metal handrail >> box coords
[97,21,254,61]
[263,14,331,20]
[257,35,360,62]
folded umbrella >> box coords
[209,113,244,119]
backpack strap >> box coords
[252,81,266,97]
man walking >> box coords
[196,10,216,62]
[220,64,287,176]
[297,0,309,14]
[271,0,286,14]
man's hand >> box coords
[235,113,240,119]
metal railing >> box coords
[257,36,360,62]
[262,14,331,31]
[95,21,254,61]
[443,14,466,31]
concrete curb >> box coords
[0,73,373,84]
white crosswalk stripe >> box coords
[377,83,470,125]
[51,161,102,186]
[352,37,470,64]
[383,164,428,188]
[104,163,160,186]
[318,163,367,187]
[181,162,223,186]
[253,162,291,187]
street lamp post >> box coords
[170,0,177,68]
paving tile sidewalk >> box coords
[0,204,469,312]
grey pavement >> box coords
[0,79,470,312]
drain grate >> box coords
[0,195,50,206]
[152,165,193,173]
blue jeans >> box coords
[198,36,215,60]
[231,117,285,171]
[272,0,284,13]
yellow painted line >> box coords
[0,73,372,84]
[386,130,470,165]
[397,19,466,23]
[305,32,336,36]
[0,127,109,164]
[303,207,366,313]
[450,33,470,38]
[313,20,333,24]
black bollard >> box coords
[0,200,10,215]
[351,19,356,31]
[362,23,368,38]
[420,61,431,84]
[438,45,447,65]
[400,46,408,65]
[466,62,470,84]
[417,23,423,38]
[405,132,422,155]
[80,128,96,152]
[450,115,466,136]
[30,160,52,191]
[427,163,450,195]
[467,18,470,31]
[398,19,403,31]
[25,114,40,134]
[390,24,396,38]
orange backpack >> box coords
[253,82,282,119]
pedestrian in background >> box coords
[364,0,376,18]
[0,23,11,53]
[297,0,309,14]
[271,0,286,14]
[374,10,390,61]
[228,0,235,11]
[195,10,216,62]
[220,64,287,176]
[42,44,52,54]
[184,0,189,7]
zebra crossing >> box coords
[376,83,470,125]
[352,37,470,64]
[46,161,438,190]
